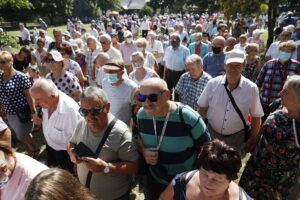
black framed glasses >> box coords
[78,104,106,117]
[137,91,165,102]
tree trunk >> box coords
[266,0,278,51]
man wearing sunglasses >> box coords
[31,78,82,173]
[102,61,138,127]
[137,77,210,200]
[67,86,138,200]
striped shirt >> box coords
[137,103,210,185]
[256,59,300,105]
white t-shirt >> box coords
[128,68,155,86]
[146,40,164,62]
[20,28,30,41]
[102,78,137,126]
[144,52,156,70]
[234,44,246,53]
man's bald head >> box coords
[140,78,168,92]
[212,36,225,47]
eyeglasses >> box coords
[0,61,7,65]
[78,104,106,117]
[137,91,165,102]
[45,58,55,63]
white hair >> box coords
[30,78,59,96]
[186,54,203,67]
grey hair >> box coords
[131,51,145,62]
[135,38,147,47]
[195,32,203,39]
[170,32,181,41]
[80,86,108,103]
[186,54,203,67]
[100,34,112,42]
[30,78,59,96]
[96,52,110,61]
[287,75,300,100]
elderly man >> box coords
[175,54,212,111]
[19,23,30,45]
[31,78,82,173]
[94,52,110,87]
[99,34,122,62]
[120,30,137,73]
[48,29,63,52]
[67,86,138,200]
[102,61,137,126]
[203,36,226,77]
[137,77,210,200]
[198,49,264,152]
[188,33,208,58]
[0,119,48,200]
[146,31,164,64]
[163,32,190,101]
[85,35,102,86]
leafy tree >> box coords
[85,0,121,16]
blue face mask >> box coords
[278,51,292,62]
[106,73,119,84]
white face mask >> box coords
[126,38,133,43]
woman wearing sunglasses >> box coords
[129,51,158,86]
[44,50,82,101]
[239,75,300,199]
[0,51,39,157]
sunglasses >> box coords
[45,58,55,63]
[137,91,165,102]
[78,104,106,117]
[0,61,7,65]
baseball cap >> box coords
[102,62,124,71]
[48,50,64,62]
[225,49,245,64]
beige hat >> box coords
[225,49,245,64]
[48,50,64,62]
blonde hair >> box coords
[0,51,13,62]
[278,40,297,52]
[245,43,259,53]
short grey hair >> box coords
[287,75,300,100]
[170,32,181,41]
[131,51,145,62]
[135,38,147,47]
[80,86,107,104]
[100,34,112,42]
[96,52,110,61]
[186,54,203,67]
[30,78,59,96]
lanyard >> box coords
[152,112,170,150]
[293,119,300,148]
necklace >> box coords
[293,119,300,148]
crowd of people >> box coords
[0,10,300,200]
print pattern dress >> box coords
[239,110,300,200]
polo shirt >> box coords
[163,45,190,71]
[197,75,264,135]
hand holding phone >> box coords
[74,142,98,159]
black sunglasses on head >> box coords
[78,104,106,117]
[137,91,165,102]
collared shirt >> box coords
[163,45,190,71]
[42,91,82,150]
[256,59,300,105]
[85,47,102,77]
[120,42,137,66]
[188,42,208,58]
[197,75,264,135]
[203,52,225,78]
[175,71,212,111]
[106,46,122,62]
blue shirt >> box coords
[203,52,225,77]
[164,45,190,71]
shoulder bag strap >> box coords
[224,80,248,131]
[85,117,117,188]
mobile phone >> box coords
[73,142,98,159]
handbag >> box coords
[224,80,251,142]
[15,104,32,123]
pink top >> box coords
[1,153,48,200]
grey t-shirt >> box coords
[70,117,138,200]
[102,78,137,126]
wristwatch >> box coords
[103,163,110,174]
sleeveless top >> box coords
[173,170,253,200]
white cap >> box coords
[123,30,132,38]
[225,49,245,64]
[252,29,261,37]
[48,50,64,62]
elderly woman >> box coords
[13,45,31,72]
[135,37,159,73]
[242,43,261,82]
[0,126,48,200]
[129,52,158,86]
[247,29,265,53]
[160,139,252,200]
[239,75,300,199]
[31,37,49,76]
[0,51,39,157]
[256,40,300,121]
[58,43,85,87]
[44,50,82,101]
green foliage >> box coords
[85,0,121,16]
[140,5,154,16]
[0,0,31,9]
[0,31,19,49]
